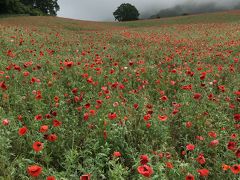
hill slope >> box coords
[0,11,239,179]
[150,2,240,18]
[0,10,240,29]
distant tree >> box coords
[34,0,60,16]
[0,0,60,16]
[21,0,60,16]
[113,3,140,21]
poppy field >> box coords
[0,11,240,179]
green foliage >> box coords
[0,0,59,16]
[0,0,28,14]
[0,128,12,177]
[29,8,43,16]
[113,3,140,22]
[108,158,129,179]
[34,0,60,16]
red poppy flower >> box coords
[84,103,90,109]
[27,165,42,177]
[18,126,28,136]
[72,88,78,94]
[185,174,195,180]
[200,72,206,80]
[96,99,102,105]
[146,122,151,128]
[196,136,204,141]
[166,162,174,169]
[170,80,176,85]
[18,115,23,121]
[161,95,168,101]
[158,152,164,158]
[234,91,240,96]
[83,113,89,121]
[113,151,121,157]
[35,91,42,100]
[45,113,51,119]
[39,125,48,133]
[222,164,230,171]
[165,152,171,159]
[172,109,179,115]
[236,149,240,158]
[80,174,91,180]
[231,133,237,139]
[46,176,56,180]
[209,139,219,147]
[35,114,42,121]
[227,141,237,151]
[144,114,151,121]
[47,134,58,142]
[2,119,9,126]
[140,155,149,165]
[74,96,80,103]
[32,141,43,152]
[185,70,194,76]
[64,61,74,67]
[118,83,125,89]
[0,81,7,90]
[89,109,96,116]
[196,154,206,165]
[108,112,117,120]
[181,84,192,90]
[230,164,240,174]
[7,50,15,58]
[51,111,57,116]
[218,85,225,92]
[234,114,240,121]
[137,165,154,178]
[185,121,192,128]
[52,119,62,127]
[197,169,209,177]
[133,103,139,109]
[186,144,195,151]
[208,93,214,100]
[158,115,168,121]
[54,96,59,102]
[111,82,118,88]
[147,110,153,115]
[208,131,217,138]
[87,77,93,84]
[193,93,201,100]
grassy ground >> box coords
[0,11,239,179]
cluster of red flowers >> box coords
[137,155,154,177]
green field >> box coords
[0,11,240,179]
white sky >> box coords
[57,0,240,21]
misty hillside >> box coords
[150,2,240,18]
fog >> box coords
[57,0,240,21]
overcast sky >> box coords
[57,0,240,21]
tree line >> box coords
[0,0,59,16]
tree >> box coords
[0,0,29,14]
[21,0,60,16]
[113,3,140,22]
[0,0,60,16]
[34,0,60,16]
